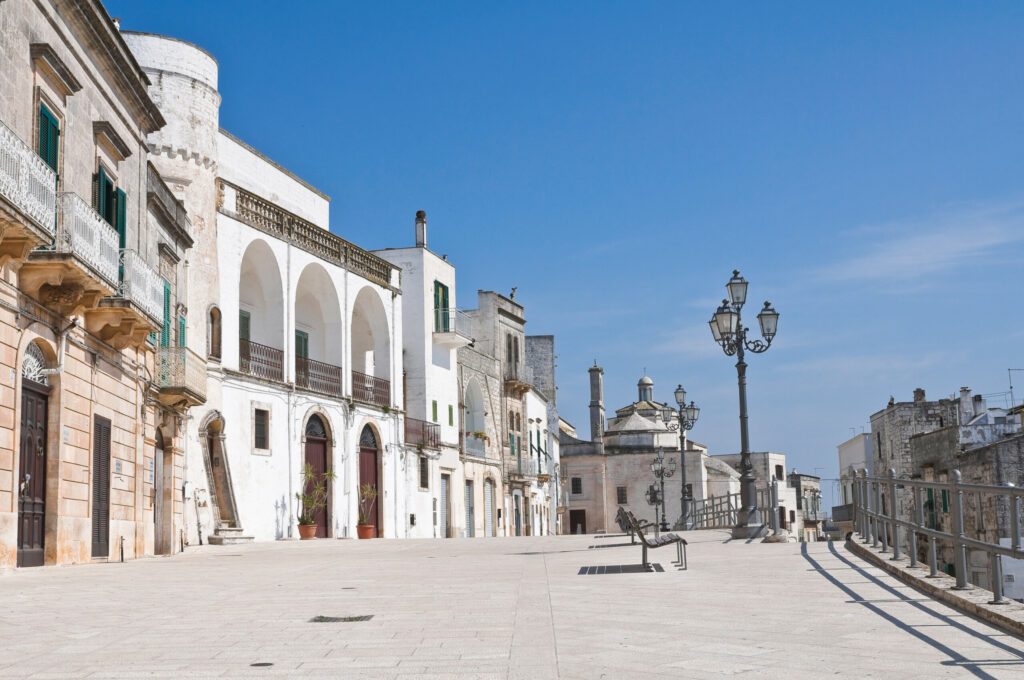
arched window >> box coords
[505,334,512,362]
[359,425,378,449]
[305,414,327,439]
[208,306,222,360]
[22,343,49,386]
[513,336,520,365]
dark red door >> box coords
[17,381,49,568]
[358,426,379,537]
[304,435,329,538]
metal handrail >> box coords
[120,249,163,324]
[405,417,440,449]
[853,468,1024,604]
[295,355,342,396]
[689,485,775,530]
[156,346,207,400]
[54,193,119,288]
[433,307,472,337]
[239,338,284,382]
[352,369,389,407]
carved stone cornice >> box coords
[30,43,82,97]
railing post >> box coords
[877,478,887,552]
[950,470,970,590]
[909,484,921,568]
[989,551,1007,605]
[1011,485,1021,553]
[928,533,939,578]
[858,470,868,539]
[889,469,901,560]
[770,480,781,535]
[867,474,877,547]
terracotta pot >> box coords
[356,524,376,539]
[298,524,318,540]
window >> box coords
[419,455,429,490]
[239,310,251,342]
[295,330,309,360]
[208,307,222,360]
[616,486,627,504]
[789,510,796,524]
[159,280,171,348]
[432,400,438,423]
[774,465,784,481]
[177,315,186,347]
[38,104,59,172]
[448,404,454,426]
[433,281,450,331]
[571,477,582,495]
[254,408,270,450]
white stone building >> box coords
[376,212,469,538]
[124,31,406,543]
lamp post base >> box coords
[731,524,770,539]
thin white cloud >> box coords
[819,199,1024,283]
[650,323,721,358]
[774,350,957,378]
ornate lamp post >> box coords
[671,385,700,529]
[709,270,779,539]
[651,449,676,532]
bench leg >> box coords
[676,542,682,566]
[642,544,648,570]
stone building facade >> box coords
[0,0,200,569]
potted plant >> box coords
[295,462,335,540]
[357,483,378,539]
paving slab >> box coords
[1,532,1022,678]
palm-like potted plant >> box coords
[296,462,335,540]
[357,483,378,539]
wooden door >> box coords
[17,382,49,568]
[92,416,112,558]
[304,434,329,537]
[569,509,586,535]
[358,426,379,537]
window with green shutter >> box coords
[160,280,171,347]
[433,281,449,331]
[432,400,438,423]
[115,188,127,249]
[178,316,186,347]
[239,310,251,342]
[294,330,309,359]
[38,104,59,172]
[94,166,116,225]
[448,405,454,426]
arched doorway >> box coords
[358,425,380,537]
[17,344,50,567]
[304,415,330,537]
[483,478,495,537]
[154,429,165,551]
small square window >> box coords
[419,455,429,490]
[571,477,582,495]
[616,486,627,504]
[254,408,269,450]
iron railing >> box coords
[224,180,397,289]
[53,193,119,288]
[119,249,164,324]
[853,468,1024,604]
[295,356,342,396]
[803,509,826,522]
[405,417,440,449]
[239,338,284,382]
[688,485,776,530]
[464,431,487,457]
[433,307,473,337]
[506,457,541,478]
[0,119,56,235]
[352,370,389,407]
[156,347,207,401]
[504,363,533,385]
[832,503,854,523]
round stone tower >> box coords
[121,31,221,350]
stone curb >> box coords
[846,538,1024,640]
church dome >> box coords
[638,375,654,386]
[637,375,654,402]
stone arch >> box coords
[198,410,240,534]
[464,377,486,457]
[295,262,343,371]
[207,305,222,361]
[239,238,285,352]
[356,421,383,537]
[350,286,391,382]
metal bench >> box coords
[615,505,654,545]
[620,507,687,570]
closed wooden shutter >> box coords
[295,330,309,360]
[95,167,110,221]
[484,480,494,537]
[160,281,171,347]
[38,104,59,171]
[115,188,127,249]
[178,316,186,346]
[464,480,474,538]
[91,416,112,558]
[239,311,251,342]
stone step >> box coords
[208,532,254,545]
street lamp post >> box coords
[651,449,676,532]
[709,270,779,539]
[671,385,700,529]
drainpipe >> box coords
[286,241,295,539]
[40,320,77,378]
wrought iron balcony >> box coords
[21,192,118,317]
[0,119,56,257]
[83,248,165,349]
[831,503,853,523]
[295,356,342,396]
[156,347,207,408]
[118,249,164,324]
[352,369,390,407]
[239,338,284,382]
[405,417,440,449]
[464,431,487,457]
[506,457,541,479]
[504,362,533,394]
[803,509,826,522]
[433,307,473,347]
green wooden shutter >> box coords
[239,311,251,342]
[448,405,454,426]
[38,104,59,171]
[160,280,171,347]
[295,330,309,359]
[178,315,186,347]
[115,188,127,249]
[96,167,109,220]
[432,400,438,423]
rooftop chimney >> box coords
[913,388,926,403]
[959,386,973,420]
[415,210,427,247]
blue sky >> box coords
[109,1,1024,507]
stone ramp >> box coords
[0,533,1021,678]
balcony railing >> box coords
[832,503,853,523]
[54,193,119,288]
[504,363,533,386]
[0,119,56,235]
[295,356,342,396]
[352,370,389,407]
[464,432,487,457]
[433,307,473,336]
[239,338,284,382]
[405,417,440,449]
[803,509,826,522]
[223,180,398,289]
[119,249,164,324]
[156,347,207,403]
[506,457,541,478]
